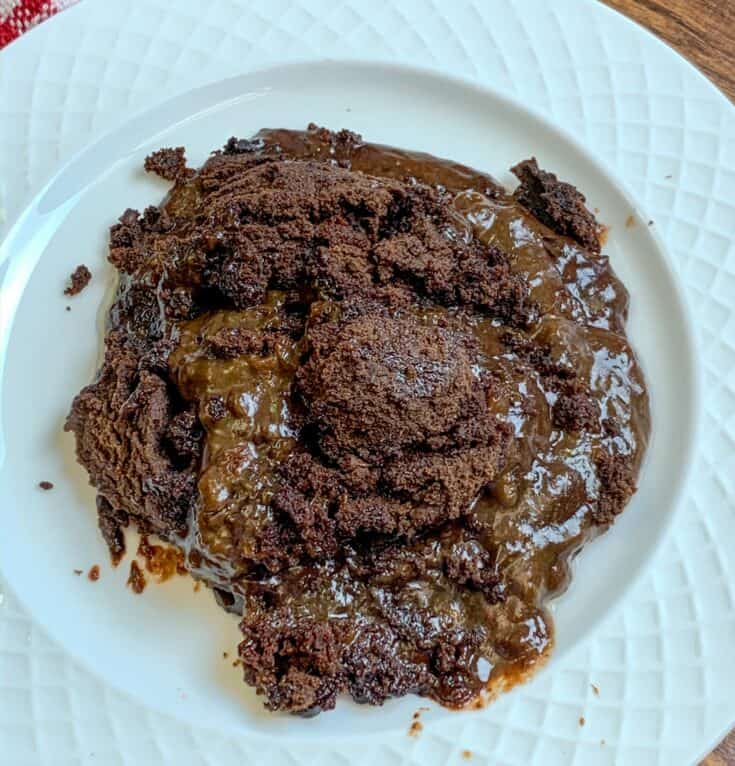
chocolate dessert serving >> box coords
[66,124,650,715]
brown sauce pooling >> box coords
[138,536,187,582]
[66,124,649,716]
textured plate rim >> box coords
[0,0,733,761]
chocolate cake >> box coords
[65,264,91,296]
[66,124,650,715]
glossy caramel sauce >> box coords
[160,129,649,706]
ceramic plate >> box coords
[1,2,734,765]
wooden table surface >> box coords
[603,1,734,763]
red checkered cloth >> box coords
[0,0,77,48]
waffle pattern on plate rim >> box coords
[0,1,734,764]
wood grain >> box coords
[601,3,734,761]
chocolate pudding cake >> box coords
[66,124,650,715]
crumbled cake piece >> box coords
[96,497,128,566]
[144,147,192,182]
[66,125,649,716]
[64,265,91,295]
[511,157,601,252]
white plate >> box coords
[0,2,733,765]
[0,56,698,733]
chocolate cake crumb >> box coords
[206,396,227,422]
[97,496,128,566]
[239,614,347,713]
[67,125,649,717]
[64,265,91,296]
[88,565,100,582]
[593,452,637,526]
[127,560,146,594]
[511,158,601,252]
[164,409,203,463]
[38,481,54,490]
[551,382,600,432]
[144,147,192,182]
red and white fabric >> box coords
[0,0,77,48]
